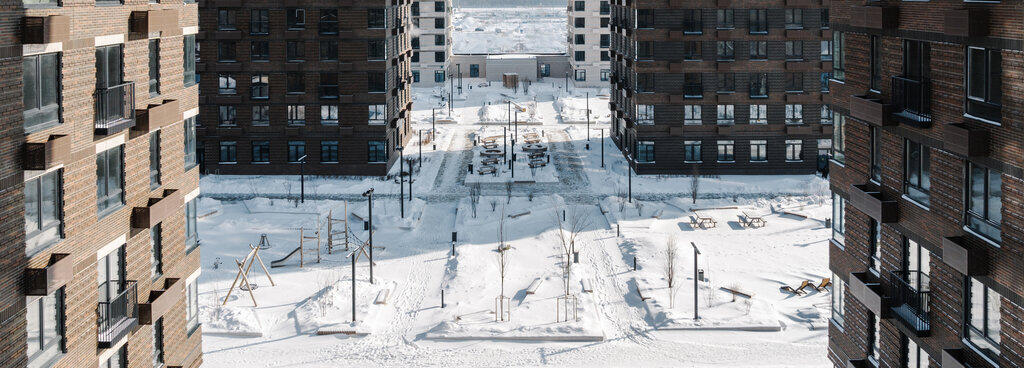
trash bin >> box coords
[468,164,473,173]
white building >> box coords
[412,0,454,86]
[567,0,611,87]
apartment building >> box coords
[568,0,611,87]
[2,0,203,366]
[826,1,1024,368]
[411,0,452,86]
[608,1,831,175]
[197,0,413,176]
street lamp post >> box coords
[449,73,453,115]
[298,155,308,203]
[628,157,632,203]
[691,242,701,320]
[601,128,605,168]
[586,92,590,150]
[397,146,404,219]
[457,63,462,94]
[362,189,375,284]
[431,108,437,150]
[418,129,423,169]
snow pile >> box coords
[202,304,263,336]
[453,8,567,54]
[555,94,612,124]
[478,95,541,124]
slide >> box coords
[270,247,301,268]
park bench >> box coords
[478,166,497,175]
[526,278,543,295]
[374,289,391,305]
[692,211,717,229]
[741,211,768,228]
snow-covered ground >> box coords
[198,78,833,367]
[453,8,567,54]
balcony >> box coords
[131,189,183,228]
[24,253,73,296]
[941,349,982,368]
[95,82,136,135]
[944,123,989,157]
[98,281,139,349]
[890,76,932,128]
[941,236,988,276]
[945,9,988,37]
[849,184,898,223]
[889,271,930,336]
[849,271,887,316]
[134,99,180,132]
[23,15,70,45]
[23,135,70,171]
[850,95,895,127]
[140,278,184,325]
[849,6,899,30]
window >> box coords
[966,47,1002,122]
[967,163,1002,244]
[684,141,702,163]
[683,73,702,98]
[541,64,551,77]
[832,113,845,163]
[186,280,199,333]
[286,8,305,30]
[785,72,804,92]
[320,105,338,125]
[251,41,269,61]
[433,70,445,83]
[821,40,833,61]
[435,1,445,12]
[411,2,419,16]
[287,40,304,62]
[636,104,654,124]
[183,36,197,86]
[22,53,61,130]
[600,34,610,48]
[716,105,735,125]
[369,104,386,124]
[24,170,63,255]
[251,106,269,126]
[717,73,735,93]
[785,41,804,60]
[575,17,585,28]
[96,146,124,215]
[288,141,306,163]
[786,139,803,162]
[785,104,803,124]
[250,9,269,34]
[636,73,655,92]
[575,34,585,45]
[831,276,845,326]
[832,31,845,81]
[821,9,830,28]
[152,318,165,367]
[784,9,803,29]
[102,346,127,368]
[217,41,236,62]
[150,225,162,278]
[717,140,735,162]
[319,9,338,34]
[368,40,385,60]
[287,105,305,125]
[149,40,160,96]
[717,9,734,29]
[869,219,881,273]
[149,131,161,189]
[749,73,768,98]
[868,314,880,366]
[717,41,734,60]
[684,105,701,125]
[369,72,386,92]
[435,17,445,29]
[750,140,767,162]
[749,104,767,124]
[574,0,584,11]
[601,51,610,61]
[321,141,339,163]
[184,117,197,170]
[218,9,236,30]
[870,36,881,91]
[575,51,585,62]
[600,1,609,15]
[470,64,480,77]
[636,141,655,163]
[319,73,338,99]
[682,9,701,33]
[966,278,1001,362]
[636,9,653,29]
[749,9,767,34]
[411,37,420,50]
[368,8,386,28]
[434,35,445,46]
[869,127,881,182]
[412,71,420,83]
[832,192,845,245]
[251,141,270,163]
[320,41,338,61]
[821,72,832,92]
[750,41,767,60]
[904,140,931,206]
[26,288,65,368]
[287,72,305,94]
[251,74,269,99]
[219,141,237,163]
[218,105,236,126]
[821,105,834,124]
[97,245,125,310]
[683,41,701,60]
[575,69,587,81]
[368,141,387,163]
[904,335,928,368]
[217,73,236,94]
[903,238,930,293]
[636,41,653,60]
[600,18,609,28]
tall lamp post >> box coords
[585,91,590,150]
[397,146,404,219]
[448,73,453,115]
[565,72,568,91]
[431,108,437,150]
[457,63,462,94]
[601,128,605,168]
[691,242,701,320]
[298,155,308,203]
[627,155,633,203]
[362,189,375,284]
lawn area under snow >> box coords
[453,8,567,54]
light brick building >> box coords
[411,0,452,86]
[567,0,610,87]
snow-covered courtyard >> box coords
[197,78,833,367]
[453,8,567,54]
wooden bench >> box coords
[692,211,717,228]
[526,278,543,295]
[478,166,497,175]
[482,143,499,149]
[374,289,391,305]
[651,209,664,219]
[741,211,767,228]
[529,160,546,168]
[481,157,499,165]
[636,286,651,301]
[528,152,545,159]
[581,279,593,293]
[720,286,753,299]
[509,211,531,219]
[524,138,541,144]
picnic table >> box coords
[481,157,499,165]
[690,211,717,229]
[482,143,499,149]
[741,211,768,228]
[478,165,496,175]
[529,159,547,168]
[528,152,545,159]
[524,138,541,144]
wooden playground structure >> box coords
[223,244,275,307]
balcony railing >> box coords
[98,280,139,348]
[889,271,930,335]
[891,76,932,128]
[95,82,136,135]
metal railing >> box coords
[95,82,136,135]
[891,76,931,126]
[98,280,138,347]
[889,271,930,333]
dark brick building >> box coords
[608,0,832,175]
[197,0,413,176]
[1,0,203,366]
[826,1,1024,367]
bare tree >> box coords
[469,183,482,218]
[489,198,499,212]
[636,201,645,217]
[665,238,679,309]
[615,186,627,212]
[554,205,592,295]
[505,181,514,204]
[690,165,701,204]
[496,206,511,321]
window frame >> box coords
[96,146,125,217]
[785,139,803,162]
[966,163,1002,244]
[24,169,64,257]
[716,140,735,162]
[903,139,931,207]
[23,52,62,131]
